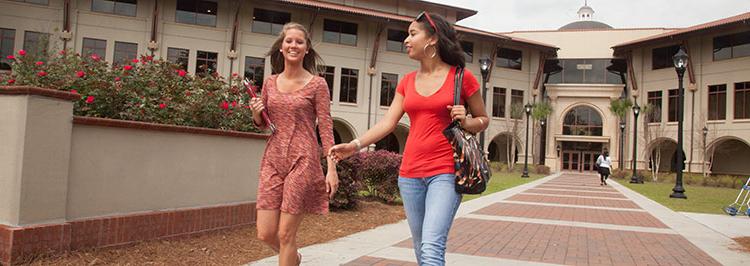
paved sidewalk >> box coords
[249,173,750,265]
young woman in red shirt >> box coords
[329,11,489,266]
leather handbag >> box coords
[442,67,492,194]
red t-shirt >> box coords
[396,66,480,178]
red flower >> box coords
[123,65,133,71]
[220,101,229,110]
[85,96,94,104]
[70,89,78,94]
[90,54,100,61]
[185,90,192,96]
[145,56,153,61]
[132,59,139,64]
[76,71,85,78]
[159,103,167,109]
[7,79,15,85]
[231,101,237,108]
[232,73,239,77]
[59,50,66,55]
[35,61,43,66]
[6,55,14,60]
[114,77,121,81]
[18,50,26,56]
[178,70,187,77]
[37,71,47,77]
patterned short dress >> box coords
[256,75,334,215]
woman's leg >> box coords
[278,212,305,266]
[420,174,462,266]
[257,210,281,252]
[398,177,428,265]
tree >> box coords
[641,103,667,181]
[531,101,552,165]
[609,98,632,170]
[504,103,524,172]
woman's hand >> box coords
[326,170,339,200]
[328,142,358,163]
[447,105,467,123]
[249,97,265,115]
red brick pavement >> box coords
[394,218,719,266]
[342,256,417,266]
[524,188,627,199]
[508,194,641,209]
[537,184,618,192]
[473,203,667,228]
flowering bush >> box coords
[2,49,259,132]
[321,154,362,211]
[351,150,403,204]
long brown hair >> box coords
[266,22,323,75]
[415,12,465,68]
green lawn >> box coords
[462,171,545,202]
[619,181,742,215]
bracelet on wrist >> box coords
[351,139,362,151]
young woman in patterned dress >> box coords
[329,12,489,266]
[249,22,338,266]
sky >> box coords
[427,0,750,33]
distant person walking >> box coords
[249,22,338,266]
[329,11,489,266]
[596,150,612,186]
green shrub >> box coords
[352,150,402,204]
[321,155,361,211]
[3,49,258,132]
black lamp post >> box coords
[479,58,491,151]
[630,103,642,183]
[702,126,708,175]
[522,103,532,178]
[670,47,688,199]
[619,121,626,170]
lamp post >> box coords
[670,47,688,199]
[619,121,626,170]
[630,103,642,183]
[702,126,708,175]
[522,103,532,178]
[540,119,546,164]
[479,58,491,152]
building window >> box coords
[668,89,679,122]
[13,0,48,5]
[113,41,137,66]
[252,8,290,35]
[510,90,524,119]
[244,56,265,88]
[647,91,662,123]
[323,19,357,46]
[708,84,727,121]
[714,31,750,61]
[175,0,217,27]
[320,66,335,99]
[167,47,189,70]
[735,81,750,119]
[91,0,137,17]
[195,50,217,76]
[380,73,398,106]
[82,37,106,58]
[339,68,358,103]
[496,48,522,70]
[0,28,15,70]
[461,41,473,63]
[24,31,49,56]
[652,45,680,70]
[491,87,506,118]
[563,106,603,136]
[386,29,407,53]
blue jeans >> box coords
[398,174,462,266]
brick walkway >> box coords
[341,173,720,266]
[251,173,748,266]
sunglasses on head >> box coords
[415,11,437,32]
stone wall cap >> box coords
[0,86,81,101]
[73,116,270,140]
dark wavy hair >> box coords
[415,12,466,68]
[266,22,324,75]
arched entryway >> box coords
[489,133,520,164]
[375,123,409,153]
[558,105,606,172]
[646,138,678,173]
[709,138,750,175]
[332,118,357,144]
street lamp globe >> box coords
[525,103,533,114]
[673,47,689,70]
[479,58,491,81]
[702,126,709,137]
[619,121,626,130]
[633,104,640,116]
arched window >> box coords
[563,106,603,136]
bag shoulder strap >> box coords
[453,66,464,106]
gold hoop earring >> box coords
[423,43,437,58]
